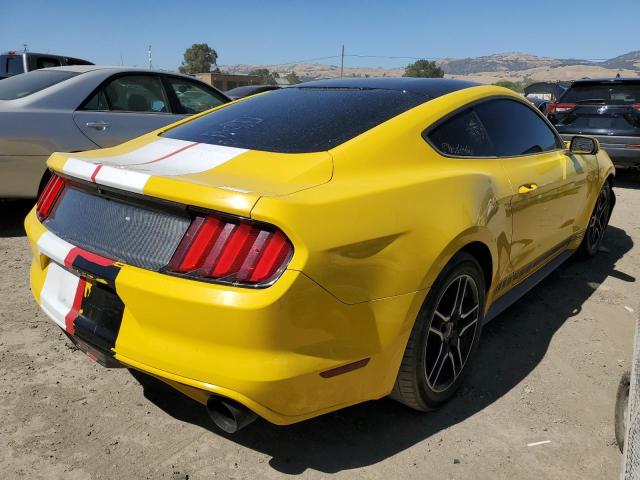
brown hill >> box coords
[220,51,639,83]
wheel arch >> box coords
[422,227,498,295]
[459,241,493,293]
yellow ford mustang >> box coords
[25,78,615,432]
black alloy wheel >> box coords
[579,182,611,258]
[391,252,485,411]
[426,274,480,393]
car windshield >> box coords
[562,82,640,105]
[162,87,429,153]
[0,70,80,100]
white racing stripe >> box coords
[62,138,248,194]
[93,167,150,194]
[37,232,79,330]
[37,231,74,266]
[39,262,81,331]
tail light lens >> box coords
[632,104,640,111]
[547,103,576,115]
[36,173,65,221]
[167,213,293,286]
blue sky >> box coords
[2,0,638,70]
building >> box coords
[195,73,263,91]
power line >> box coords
[262,55,340,66]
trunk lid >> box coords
[552,79,640,136]
[47,135,333,217]
[554,103,640,136]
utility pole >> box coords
[148,45,153,70]
[340,45,344,78]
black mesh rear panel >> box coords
[44,187,190,271]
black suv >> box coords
[549,78,640,169]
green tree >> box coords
[494,80,525,93]
[179,43,218,74]
[249,68,280,85]
[285,71,301,84]
[403,59,444,78]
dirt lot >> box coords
[1,172,639,480]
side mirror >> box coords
[570,136,599,155]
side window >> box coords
[425,107,494,157]
[82,89,109,111]
[36,56,62,69]
[90,75,170,113]
[475,99,562,156]
[166,77,226,114]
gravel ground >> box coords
[1,172,639,480]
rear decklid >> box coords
[551,79,640,136]
[47,133,333,217]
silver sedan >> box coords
[0,65,229,197]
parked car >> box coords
[0,51,93,78]
[548,78,640,169]
[0,66,229,197]
[523,81,569,103]
[225,84,280,100]
[25,78,614,432]
[525,95,552,113]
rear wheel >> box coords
[578,182,611,258]
[391,252,485,411]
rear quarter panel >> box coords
[252,86,517,306]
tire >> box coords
[391,252,485,411]
[578,181,612,258]
[615,370,630,453]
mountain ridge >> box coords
[221,50,640,83]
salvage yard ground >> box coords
[1,171,639,480]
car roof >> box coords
[297,77,481,97]
[570,77,640,85]
[227,85,280,93]
[37,65,199,78]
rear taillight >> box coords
[167,213,293,286]
[632,104,640,111]
[547,103,576,115]
[36,174,65,221]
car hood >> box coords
[47,134,333,217]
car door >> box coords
[474,98,591,275]
[73,73,184,148]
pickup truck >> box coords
[0,51,93,78]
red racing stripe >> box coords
[64,246,115,268]
[90,164,103,183]
[65,277,86,335]
[132,141,200,166]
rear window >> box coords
[0,70,79,100]
[0,55,24,75]
[163,87,428,153]
[562,82,640,105]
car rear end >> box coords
[549,79,640,168]
[23,129,409,426]
[24,82,459,426]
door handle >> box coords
[85,121,110,131]
[518,183,538,194]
